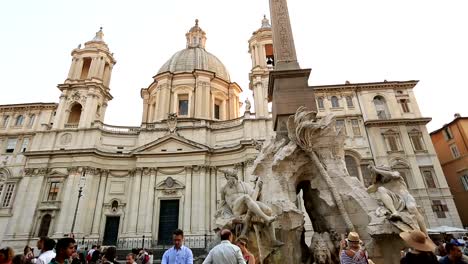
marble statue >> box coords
[215,169,283,247]
[244,98,251,112]
[367,164,427,234]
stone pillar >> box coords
[127,169,142,235]
[67,58,77,79]
[210,167,217,231]
[144,168,156,234]
[91,170,108,236]
[73,59,84,79]
[53,94,68,129]
[183,166,192,232]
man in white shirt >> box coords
[203,229,246,264]
[37,238,56,264]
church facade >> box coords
[0,18,461,250]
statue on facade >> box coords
[244,98,251,112]
[215,169,283,247]
[367,164,427,234]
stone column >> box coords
[53,94,68,129]
[73,59,84,79]
[144,168,156,234]
[127,169,142,235]
[67,58,77,79]
[183,166,192,232]
[210,167,217,231]
[269,0,299,70]
[91,170,108,236]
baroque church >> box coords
[0,17,462,250]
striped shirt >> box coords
[340,249,368,264]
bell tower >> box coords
[53,28,116,129]
[248,16,273,118]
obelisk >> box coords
[268,0,316,132]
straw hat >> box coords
[400,230,436,252]
[347,232,361,243]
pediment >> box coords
[132,134,209,154]
[47,170,68,178]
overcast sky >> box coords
[0,0,466,131]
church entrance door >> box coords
[103,216,120,246]
[158,200,179,244]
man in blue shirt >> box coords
[161,229,193,264]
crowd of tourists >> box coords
[0,237,155,264]
[0,229,467,264]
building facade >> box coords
[0,18,462,250]
[430,114,468,228]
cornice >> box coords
[364,117,432,127]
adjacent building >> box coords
[0,17,462,250]
[430,114,468,228]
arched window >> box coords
[28,114,36,127]
[15,115,24,126]
[317,97,324,109]
[346,96,354,107]
[68,104,82,124]
[373,96,390,119]
[331,96,340,108]
[80,58,92,79]
[111,200,119,212]
[38,214,52,237]
[2,116,9,127]
[345,155,359,178]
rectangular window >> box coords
[2,184,15,207]
[386,135,399,152]
[47,182,60,201]
[0,184,4,199]
[410,134,424,151]
[351,119,361,136]
[431,200,448,218]
[400,99,410,113]
[21,138,29,152]
[450,144,460,158]
[346,96,354,108]
[443,127,454,140]
[335,119,346,135]
[178,94,189,116]
[214,104,220,119]
[5,138,17,153]
[460,175,468,191]
[421,167,437,188]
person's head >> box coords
[92,245,97,250]
[399,230,436,253]
[104,246,116,261]
[445,243,462,260]
[96,245,101,250]
[23,246,31,256]
[223,171,238,186]
[0,247,15,264]
[43,239,56,252]
[172,229,184,249]
[11,255,23,264]
[235,239,248,253]
[37,237,48,251]
[220,229,232,242]
[126,253,135,264]
[91,250,100,262]
[346,232,361,250]
[56,238,76,259]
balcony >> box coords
[64,123,78,129]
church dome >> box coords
[157,47,230,82]
[156,19,231,82]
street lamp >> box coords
[71,169,86,235]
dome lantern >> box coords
[186,19,207,49]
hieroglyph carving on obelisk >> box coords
[269,0,300,70]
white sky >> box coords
[0,0,467,131]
